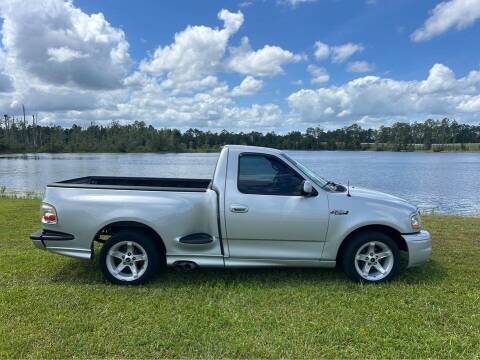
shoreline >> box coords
[1,147,480,155]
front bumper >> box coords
[402,230,432,268]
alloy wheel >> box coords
[105,240,149,282]
[354,241,394,281]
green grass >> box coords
[0,198,479,358]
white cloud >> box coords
[347,61,375,73]
[331,43,364,63]
[288,63,480,125]
[419,63,480,94]
[419,63,457,93]
[313,41,364,64]
[314,41,330,61]
[44,62,480,130]
[0,72,13,93]
[218,9,244,34]
[140,9,298,87]
[308,64,329,83]
[49,79,285,130]
[19,88,99,112]
[160,75,221,94]
[140,9,243,89]
[222,103,288,128]
[0,0,131,90]
[47,47,89,63]
[458,95,480,111]
[0,48,13,93]
[225,37,301,77]
[232,76,263,96]
[411,0,480,42]
[0,3,301,131]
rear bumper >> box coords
[30,230,91,260]
[402,230,432,268]
[30,230,75,242]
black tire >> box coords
[341,230,400,283]
[100,229,161,285]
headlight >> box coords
[410,212,422,231]
[41,203,58,224]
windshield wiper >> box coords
[323,180,337,189]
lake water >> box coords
[0,151,479,215]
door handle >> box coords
[230,204,249,213]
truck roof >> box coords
[222,144,283,154]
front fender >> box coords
[321,193,414,260]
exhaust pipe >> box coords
[173,261,197,272]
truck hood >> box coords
[348,186,417,212]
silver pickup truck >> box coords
[31,145,431,285]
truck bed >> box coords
[48,176,211,192]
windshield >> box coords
[281,153,329,188]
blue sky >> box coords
[77,0,480,83]
[0,0,480,131]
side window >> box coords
[238,154,304,195]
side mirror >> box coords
[302,180,313,196]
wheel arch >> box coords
[94,221,166,256]
[336,224,407,264]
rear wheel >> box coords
[100,230,161,285]
[342,231,400,283]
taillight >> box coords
[41,203,58,224]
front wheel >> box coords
[100,230,161,285]
[342,231,400,283]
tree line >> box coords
[0,116,479,153]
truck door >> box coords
[224,150,329,260]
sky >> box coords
[0,0,480,132]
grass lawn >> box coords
[0,198,479,358]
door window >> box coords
[238,154,304,196]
